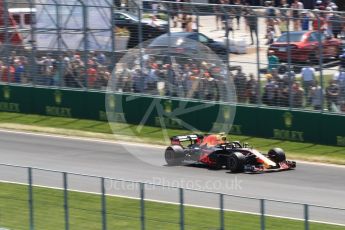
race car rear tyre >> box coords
[228,152,245,173]
[268,148,286,164]
[165,146,185,166]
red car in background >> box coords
[268,31,342,63]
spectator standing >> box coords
[1,62,15,83]
[87,64,98,89]
[146,63,158,93]
[265,1,277,33]
[151,1,159,15]
[224,9,235,38]
[267,50,279,71]
[96,66,110,90]
[234,67,247,103]
[276,82,289,107]
[13,60,24,83]
[312,10,326,31]
[245,10,258,45]
[279,0,290,33]
[291,0,304,31]
[44,65,54,86]
[282,70,296,86]
[279,0,290,16]
[262,75,278,106]
[119,64,133,92]
[95,51,107,65]
[329,10,342,38]
[309,81,323,110]
[291,82,304,108]
[246,73,259,103]
[132,69,145,93]
[233,0,242,30]
[326,79,340,111]
[270,68,281,82]
[213,0,222,30]
[300,11,310,30]
[325,7,334,35]
[185,16,194,32]
[337,68,345,101]
[168,0,179,28]
[301,62,315,98]
[266,26,275,45]
[181,14,188,31]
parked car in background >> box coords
[113,11,168,48]
[148,32,228,62]
[268,31,342,63]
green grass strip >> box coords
[0,182,344,230]
[0,111,344,165]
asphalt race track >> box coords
[0,129,345,225]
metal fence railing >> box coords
[0,163,345,229]
[1,1,345,114]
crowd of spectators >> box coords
[261,63,345,113]
[117,56,231,101]
[1,0,345,113]
[1,49,344,113]
[0,51,111,89]
[207,0,344,45]
[116,54,345,113]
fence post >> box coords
[260,199,265,230]
[179,188,184,230]
[28,167,34,230]
[63,172,69,230]
[304,204,309,230]
[101,177,107,230]
[140,183,145,230]
[219,194,224,230]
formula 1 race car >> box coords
[164,134,296,173]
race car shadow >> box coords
[164,163,225,171]
[226,168,296,175]
[186,164,230,171]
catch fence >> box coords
[0,1,345,113]
[0,163,345,230]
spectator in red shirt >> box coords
[87,64,98,89]
[312,10,326,31]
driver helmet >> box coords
[218,132,227,143]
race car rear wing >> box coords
[170,134,203,145]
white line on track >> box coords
[1,180,344,227]
[0,128,164,149]
[0,128,344,169]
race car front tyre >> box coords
[228,152,245,173]
[268,148,286,164]
[165,145,185,166]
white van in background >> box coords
[8,8,36,44]
[8,8,36,30]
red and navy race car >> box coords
[165,134,296,173]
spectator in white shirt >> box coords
[291,0,304,31]
[309,80,323,110]
[301,62,315,98]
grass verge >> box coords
[0,112,344,165]
[1,182,344,230]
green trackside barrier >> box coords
[0,84,344,146]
